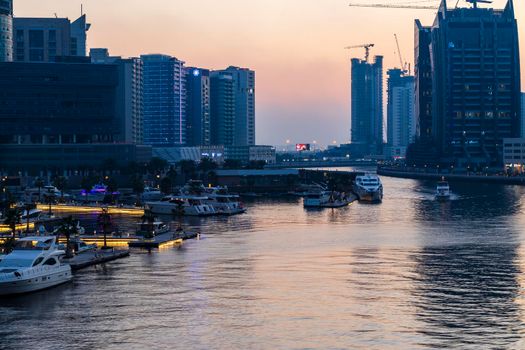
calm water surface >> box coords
[2,173,525,349]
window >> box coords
[43,258,57,266]
[32,257,44,266]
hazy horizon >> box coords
[14,0,525,147]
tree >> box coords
[246,160,266,170]
[179,160,197,182]
[80,176,97,203]
[34,177,45,202]
[97,208,112,249]
[141,209,156,240]
[223,159,242,169]
[159,177,172,195]
[131,176,145,206]
[103,177,119,204]
[147,157,168,175]
[52,175,68,202]
[55,216,79,258]
[198,158,218,172]
[3,208,21,240]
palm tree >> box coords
[52,175,68,202]
[4,208,21,240]
[141,209,156,240]
[97,208,112,249]
[55,216,78,258]
[131,176,145,206]
[34,178,45,202]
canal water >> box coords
[2,173,525,349]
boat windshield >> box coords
[0,258,34,267]
[14,240,52,251]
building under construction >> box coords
[408,0,521,168]
[350,54,384,157]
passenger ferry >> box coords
[352,173,383,203]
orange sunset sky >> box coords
[14,0,525,147]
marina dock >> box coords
[128,230,199,249]
[63,249,130,271]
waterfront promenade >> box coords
[378,166,525,185]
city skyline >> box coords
[14,0,525,147]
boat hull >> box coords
[0,266,72,296]
[353,186,383,203]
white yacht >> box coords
[0,236,72,296]
[142,187,163,201]
[18,209,56,224]
[435,179,451,200]
[203,187,246,215]
[135,221,170,237]
[303,191,350,208]
[23,185,70,203]
[145,195,216,216]
[353,173,383,203]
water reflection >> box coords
[411,243,523,348]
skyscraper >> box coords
[386,69,415,158]
[186,67,211,146]
[141,54,186,147]
[0,0,12,62]
[90,48,143,145]
[13,15,90,62]
[350,56,384,156]
[210,66,255,146]
[521,92,525,138]
[414,0,521,167]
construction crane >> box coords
[394,34,408,75]
[344,43,375,62]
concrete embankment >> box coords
[377,168,525,186]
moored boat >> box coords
[352,173,383,203]
[0,236,72,296]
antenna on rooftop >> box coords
[81,4,83,16]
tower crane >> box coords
[344,43,375,62]
[394,34,408,75]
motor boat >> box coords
[0,236,72,296]
[142,187,164,201]
[23,185,70,203]
[435,179,451,200]
[303,191,350,208]
[203,187,246,215]
[352,173,383,203]
[135,220,171,237]
[145,195,216,216]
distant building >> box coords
[210,66,255,146]
[385,69,415,158]
[350,55,383,156]
[0,61,149,173]
[152,146,224,165]
[90,48,143,144]
[224,145,276,165]
[0,0,13,62]
[503,138,525,167]
[13,15,90,62]
[412,0,521,168]
[141,54,186,146]
[185,67,211,146]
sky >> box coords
[14,0,525,147]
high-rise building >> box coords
[210,66,255,147]
[350,56,384,156]
[0,0,13,62]
[413,0,521,167]
[414,20,433,142]
[386,69,415,158]
[521,93,525,138]
[141,54,186,146]
[90,48,143,145]
[186,67,211,146]
[0,61,151,173]
[13,15,90,62]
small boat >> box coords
[304,191,350,208]
[0,236,73,296]
[435,179,451,200]
[203,187,246,215]
[353,173,383,203]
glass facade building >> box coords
[350,56,384,156]
[142,54,186,146]
[413,0,521,167]
[185,67,211,146]
[0,0,12,62]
